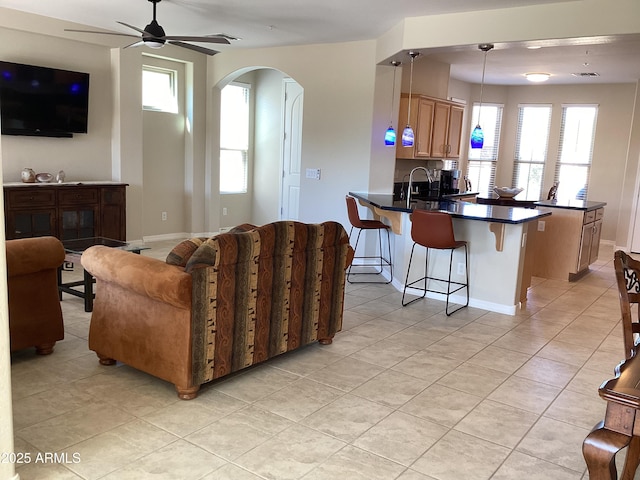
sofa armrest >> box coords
[81,246,192,310]
[6,236,65,277]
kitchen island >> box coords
[348,192,551,315]
[532,199,607,280]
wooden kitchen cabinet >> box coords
[396,95,435,159]
[396,94,464,160]
[532,205,605,281]
[578,208,604,273]
[4,182,127,241]
[431,102,464,158]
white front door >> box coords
[281,79,303,220]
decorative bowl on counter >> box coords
[493,186,524,198]
[35,172,54,183]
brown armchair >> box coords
[81,221,354,399]
[7,236,65,354]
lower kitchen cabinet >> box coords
[532,204,606,281]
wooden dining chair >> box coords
[614,250,640,360]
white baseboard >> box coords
[398,283,517,315]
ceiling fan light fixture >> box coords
[525,72,551,83]
[144,39,166,48]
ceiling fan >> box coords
[65,0,239,56]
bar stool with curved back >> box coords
[345,195,392,283]
[402,210,469,315]
[614,250,640,360]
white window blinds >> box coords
[512,104,552,200]
[466,103,503,196]
[554,105,598,201]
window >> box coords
[554,105,598,201]
[220,83,250,194]
[512,104,552,200]
[466,103,503,197]
[142,66,178,113]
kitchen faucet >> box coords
[406,166,434,208]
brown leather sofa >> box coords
[7,236,65,354]
[81,221,354,399]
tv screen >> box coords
[0,61,89,137]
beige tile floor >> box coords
[9,240,638,479]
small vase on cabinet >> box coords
[21,168,36,183]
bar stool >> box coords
[345,195,392,283]
[402,210,469,315]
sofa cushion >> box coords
[166,238,206,267]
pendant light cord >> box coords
[406,52,418,126]
[477,50,488,127]
[476,44,493,128]
[389,62,399,125]
[407,55,414,125]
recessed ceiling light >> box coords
[527,46,542,50]
[525,72,551,82]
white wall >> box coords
[0,27,112,182]
[211,40,379,229]
[142,57,186,237]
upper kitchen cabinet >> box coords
[396,95,435,159]
[432,102,464,159]
[396,94,464,160]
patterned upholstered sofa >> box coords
[81,221,354,399]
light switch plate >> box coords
[305,168,321,180]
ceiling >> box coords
[0,0,638,85]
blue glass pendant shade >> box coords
[384,126,396,146]
[401,125,414,147]
[470,124,484,149]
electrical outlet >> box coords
[537,220,545,232]
[223,207,228,216]
[161,211,167,221]
[457,262,465,275]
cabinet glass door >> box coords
[61,208,97,240]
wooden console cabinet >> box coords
[4,182,127,241]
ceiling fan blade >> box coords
[167,40,219,56]
[209,33,241,41]
[163,35,230,45]
[65,28,139,39]
[123,40,145,49]
[116,21,147,35]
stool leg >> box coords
[402,243,427,306]
[445,244,469,316]
[348,226,392,284]
[347,227,364,283]
[385,228,393,281]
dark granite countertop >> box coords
[349,192,551,225]
[534,199,607,211]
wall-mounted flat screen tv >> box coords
[0,61,89,138]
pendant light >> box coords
[402,51,420,147]
[470,44,494,149]
[384,60,401,146]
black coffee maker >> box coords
[440,169,461,195]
